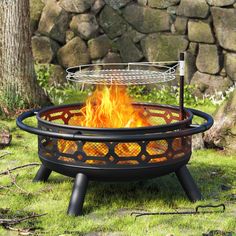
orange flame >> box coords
[69,85,151,128]
[58,85,171,164]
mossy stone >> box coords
[211,7,236,51]
[196,44,220,74]
[99,5,127,39]
[30,0,45,32]
[38,0,69,43]
[70,14,99,40]
[88,35,112,60]
[104,0,132,10]
[32,36,59,64]
[141,34,188,61]
[176,0,209,18]
[188,20,214,43]
[225,53,236,81]
[172,17,188,35]
[148,0,180,9]
[206,0,235,6]
[57,37,90,68]
[117,35,143,62]
[123,4,170,33]
[59,0,95,13]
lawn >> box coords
[0,115,236,236]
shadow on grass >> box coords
[35,160,235,215]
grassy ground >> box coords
[0,115,236,236]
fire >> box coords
[69,85,151,128]
[58,85,170,164]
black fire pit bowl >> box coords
[16,102,213,216]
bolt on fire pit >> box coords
[16,53,213,216]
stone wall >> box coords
[30,0,236,96]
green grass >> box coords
[0,113,236,236]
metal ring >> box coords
[16,107,213,142]
[36,103,193,134]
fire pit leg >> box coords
[175,165,202,202]
[33,164,52,182]
[67,173,88,216]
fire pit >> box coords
[16,53,213,216]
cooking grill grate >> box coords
[66,62,178,85]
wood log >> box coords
[0,129,12,149]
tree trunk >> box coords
[0,0,50,110]
[204,89,236,152]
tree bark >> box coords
[204,89,236,152]
[0,0,50,110]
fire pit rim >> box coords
[36,102,193,133]
[16,107,213,142]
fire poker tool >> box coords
[131,203,226,219]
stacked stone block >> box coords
[30,0,236,96]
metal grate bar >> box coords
[66,62,178,85]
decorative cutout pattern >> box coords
[40,105,185,127]
[38,105,192,166]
